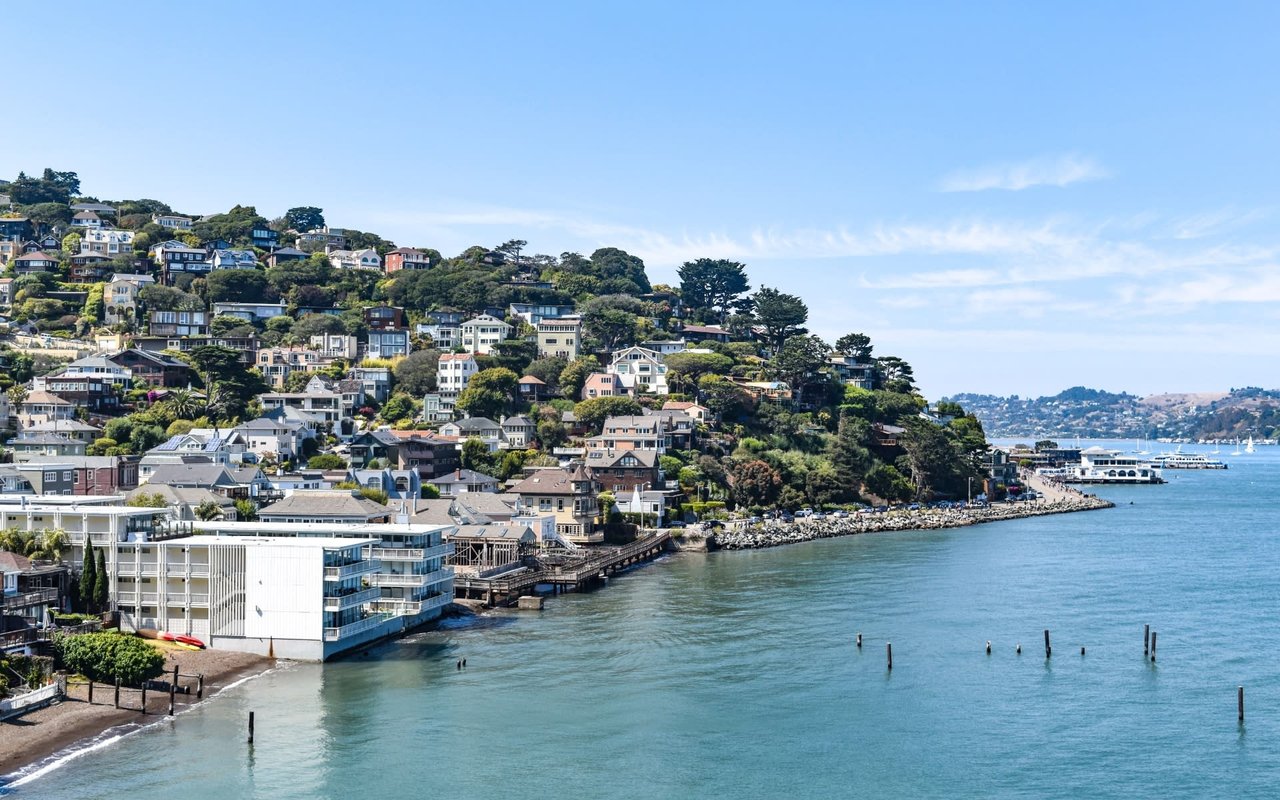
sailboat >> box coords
[1231,437,1243,456]
[1245,436,1256,454]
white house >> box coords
[459,314,512,355]
[80,228,135,256]
[436,353,478,401]
[607,346,670,395]
[536,315,582,360]
[328,248,382,270]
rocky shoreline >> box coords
[708,496,1113,551]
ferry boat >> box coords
[1151,451,1228,470]
[1066,447,1164,484]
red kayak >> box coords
[161,632,206,649]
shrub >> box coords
[52,632,165,686]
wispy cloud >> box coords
[938,154,1108,192]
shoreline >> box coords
[708,479,1113,551]
[0,645,274,787]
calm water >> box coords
[9,443,1280,798]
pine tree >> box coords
[94,548,109,611]
[80,546,97,612]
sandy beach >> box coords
[0,642,272,780]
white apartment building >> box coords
[459,314,512,355]
[607,346,670,395]
[436,353,478,401]
[79,228,136,256]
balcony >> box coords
[369,544,452,562]
[115,591,160,606]
[323,586,382,612]
[367,568,451,590]
[1,588,58,609]
[164,593,209,606]
[323,560,380,581]
[323,613,389,642]
[368,599,421,615]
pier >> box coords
[453,532,671,607]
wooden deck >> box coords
[453,532,671,606]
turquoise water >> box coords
[8,443,1280,798]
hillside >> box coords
[950,386,1280,441]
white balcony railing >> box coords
[323,614,388,641]
[322,587,382,612]
[323,560,380,581]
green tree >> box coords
[697,374,754,421]
[455,368,519,420]
[126,492,168,508]
[770,334,831,406]
[573,396,643,433]
[380,393,417,423]
[93,548,109,611]
[194,500,223,521]
[394,349,442,395]
[308,453,348,470]
[161,388,201,420]
[460,437,495,474]
[589,247,651,293]
[898,418,960,500]
[205,269,272,304]
[731,459,782,507]
[875,356,917,394]
[284,206,325,231]
[834,333,874,361]
[751,287,808,351]
[61,231,82,254]
[664,351,734,393]
[582,306,640,351]
[234,499,259,521]
[865,464,913,502]
[1034,439,1059,451]
[7,169,79,204]
[80,545,97,612]
[523,356,567,392]
[52,631,165,686]
[677,258,751,323]
[558,355,601,399]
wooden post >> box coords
[1150,631,1157,662]
[1239,686,1245,722]
[986,640,992,655]
[886,642,893,671]
[140,681,147,713]
[114,676,120,709]
[248,711,255,744]
[856,633,862,648]
[168,665,178,716]
[197,673,204,700]
[1144,624,1150,655]
[88,679,94,704]
[1044,629,1051,658]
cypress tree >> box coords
[80,546,97,612]
[94,548,109,611]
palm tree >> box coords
[0,527,28,555]
[27,529,69,562]
[163,388,200,420]
[194,500,222,521]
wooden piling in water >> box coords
[986,640,991,655]
[168,665,178,716]
[856,633,862,648]
[197,674,204,700]
[1080,646,1086,656]
[1150,631,1157,662]
[140,681,146,713]
[1016,643,1021,654]
[886,642,892,671]
[1239,686,1245,722]
[114,677,120,709]
[248,711,255,743]
[1044,629,1051,658]
[1144,624,1150,655]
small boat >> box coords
[161,632,207,649]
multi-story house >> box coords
[149,309,209,337]
[132,335,259,364]
[13,251,59,274]
[0,217,34,240]
[138,431,237,481]
[584,415,670,454]
[152,214,194,230]
[506,465,600,543]
[607,346,669,395]
[364,305,406,330]
[415,321,461,349]
[828,354,876,390]
[9,434,87,462]
[251,223,279,250]
[328,248,381,270]
[296,226,348,249]
[581,372,631,400]
[260,376,361,438]
[17,391,76,430]
[383,247,431,273]
[351,366,391,403]
[584,448,661,493]
[70,210,104,228]
[104,273,155,324]
[366,329,410,359]
[500,416,535,449]
[208,249,259,270]
[310,334,360,361]
[233,417,313,463]
[79,228,135,256]
[388,431,461,480]
[22,419,100,445]
[213,301,288,322]
[460,314,512,355]
[537,316,582,360]
[428,469,500,497]
[436,353,478,403]
[107,348,194,388]
[265,246,308,268]
[439,417,504,452]
[509,302,576,325]
[151,240,210,283]
[68,251,113,281]
[256,346,322,389]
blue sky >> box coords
[4,2,1279,399]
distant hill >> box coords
[948,387,1280,440]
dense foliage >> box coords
[52,631,166,685]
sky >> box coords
[4,2,1279,399]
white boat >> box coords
[1151,451,1228,470]
[1065,447,1165,484]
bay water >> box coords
[9,442,1280,798]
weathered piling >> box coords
[1144,624,1150,655]
[1016,643,1021,654]
[1044,629,1051,659]
[87,679,94,703]
[197,673,204,700]
[248,711,255,744]
[114,676,120,709]
[986,640,992,655]
[886,642,893,671]
[1080,646,1086,656]
[1150,631,1157,662]
[168,665,178,716]
[856,633,862,648]
[1239,686,1245,722]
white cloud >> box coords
[938,154,1108,192]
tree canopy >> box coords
[678,258,750,323]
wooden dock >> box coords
[453,532,671,607]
